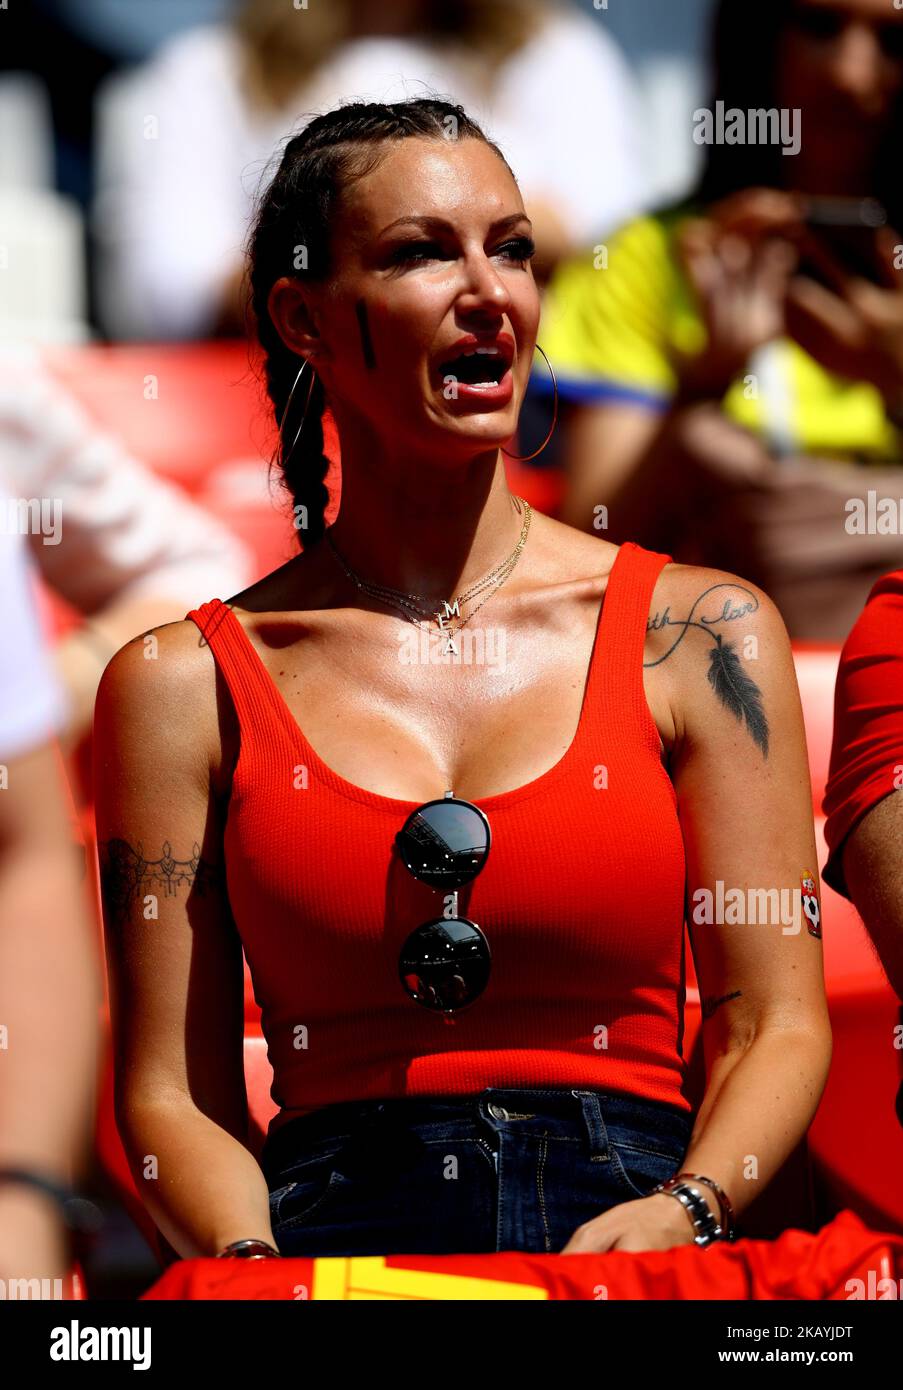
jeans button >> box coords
[488,1103,509,1121]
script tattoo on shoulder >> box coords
[98,838,224,926]
[645,584,769,757]
[701,990,743,1020]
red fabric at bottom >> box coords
[141,1211,902,1301]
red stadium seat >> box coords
[43,343,269,493]
[244,955,261,1024]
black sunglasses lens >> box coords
[399,918,491,1012]
[396,800,490,890]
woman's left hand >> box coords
[559,1192,700,1254]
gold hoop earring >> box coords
[501,343,558,462]
[278,358,318,463]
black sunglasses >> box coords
[394,791,492,1014]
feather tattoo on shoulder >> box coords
[705,632,769,755]
[645,584,769,757]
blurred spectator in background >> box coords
[92,0,646,340]
[0,345,253,750]
[0,518,100,1285]
[4,0,233,206]
[540,0,903,640]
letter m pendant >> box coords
[435,599,460,630]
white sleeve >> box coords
[301,35,464,108]
[0,357,254,615]
[0,522,70,760]
[92,27,252,341]
[483,10,651,245]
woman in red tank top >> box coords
[94,98,831,1264]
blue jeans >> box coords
[261,1087,696,1257]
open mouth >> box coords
[437,347,511,388]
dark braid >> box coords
[246,97,515,550]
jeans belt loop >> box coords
[572,1090,612,1163]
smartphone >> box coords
[801,196,890,286]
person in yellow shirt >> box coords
[539,0,903,639]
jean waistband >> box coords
[261,1087,695,1179]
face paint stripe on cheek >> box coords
[355,298,376,369]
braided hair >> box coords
[246,97,515,550]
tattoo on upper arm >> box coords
[646,584,769,757]
[701,990,743,1020]
[98,838,225,926]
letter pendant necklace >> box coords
[325,499,532,655]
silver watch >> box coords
[652,1176,724,1247]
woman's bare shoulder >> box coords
[94,551,315,786]
[644,560,786,666]
[97,615,220,704]
[94,616,235,789]
[642,560,797,757]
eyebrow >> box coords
[376,213,533,238]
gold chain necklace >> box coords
[325,498,532,656]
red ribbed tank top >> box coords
[186,540,692,1136]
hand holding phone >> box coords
[786,197,903,401]
[799,197,893,289]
